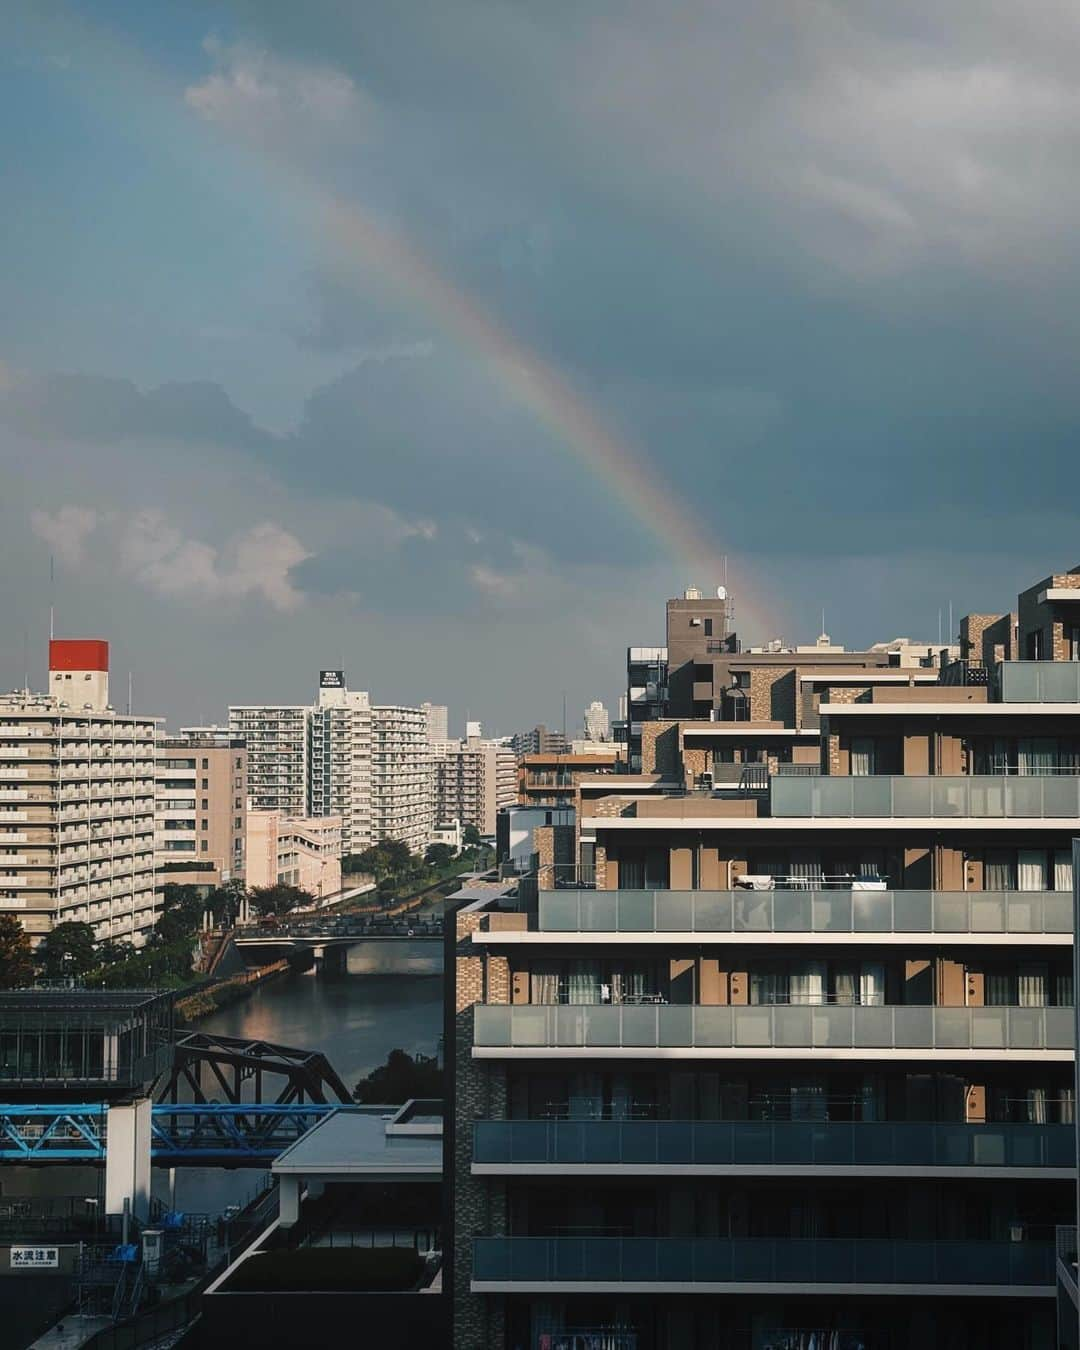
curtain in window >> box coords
[1025,1086,1048,1124]
[789,962,826,1006]
[1018,738,1056,775]
[531,966,561,1005]
[1018,964,1047,1007]
[1018,850,1046,892]
[787,859,823,891]
[619,856,645,889]
[1055,972,1074,1008]
[1054,849,1074,892]
[833,968,857,1006]
[1060,1087,1075,1125]
[611,964,650,1003]
[567,961,600,1004]
[984,851,1015,891]
[850,738,875,777]
[859,963,886,1006]
[790,1079,826,1121]
[750,968,786,1005]
[984,971,1014,1005]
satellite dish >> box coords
[717,585,728,601]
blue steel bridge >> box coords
[0,1102,343,1164]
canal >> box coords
[164,944,443,1212]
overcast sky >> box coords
[3,1,1079,735]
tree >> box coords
[353,1048,442,1104]
[248,883,315,916]
[36,921,98,979]
[379,839,413,874]
[95,938,136,967]
[424,843,456,869]
[154,884,205,945]
[205,878,246,927]
[0,916,33,990]
[462,823,483,848]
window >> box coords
[704,619,713,636]
[201,758,209,770]
[201,778,209,790]
[201,798,209,810]
[201,819,208,831]
[234,817,242,829]
[200,841,209,853]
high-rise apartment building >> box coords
[230,675,437,857]
[245,810,341,898]
[309,674,372,856]
[448,565,1080,1350]
[154,728,247,888]
[434,734,518,836]
[229,704,308,816]
[371,705,433,855]
[583,700,611,743]
[511,725,570,759]
[423,702,450,743]
[0,640,159,947]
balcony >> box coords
[473,1004,1074,1056]
[999,662,1080,703]
[536,888,1071,936]
[770,774,1080,819]
[472,1119,1075,1173]
[471,1236,1055,1292]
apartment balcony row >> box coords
[472,1119,1075,1176]
[770,774,1080,819]
[471,1236,1055,1293]
[531,887,1072,940]
[472,1004,1074,1057]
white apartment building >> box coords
[228,704,308,816]
[371,704,433,855]
[422,702,449,743]
[0,640,159,947]
[433,734,517,836]
[231,676,436,859]
[309,675,372,856]
[583,698,611,742]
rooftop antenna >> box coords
[49,555,55,641]
[22,627,29,694]
[127,672,133,716]
[948,600,953,644]
[937,609,942,646]
[562,690,567,745]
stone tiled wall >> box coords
[452,911,508,1348]
[641,721,681,776]
[749,668,797,724]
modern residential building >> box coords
[0,639,159,947]
[517,751,623,808]
[448,567,1080,1350]
[584,701,611,743]
[154,728,247,889]
[423,702,450,744]
[229,704,308,817]
[231,675,438,857]
[371,705,434,856]
[245,810,342,899]
[512,725,570,759]
[308,674,373,856]
[434,735,518,837]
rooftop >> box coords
[272,1105,442,1180]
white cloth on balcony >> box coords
[736,875,776,890]
[851,879,886,891]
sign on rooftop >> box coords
[319,670,345,689]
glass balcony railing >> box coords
[473,1004,1075,1052]
[472,1237,1055,1288]
[473,1119,1075,1169]
[1000,662,1080,702]
[537,888,1072,934]
[770,774,1080,818]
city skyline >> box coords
[5,3,1080,730]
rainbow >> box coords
[22,7,774,638]
[314,185,770,638]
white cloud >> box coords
[118,510,310,611]
[30,506,100,567]
[469,564,519,600]
[185,37,368,142]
